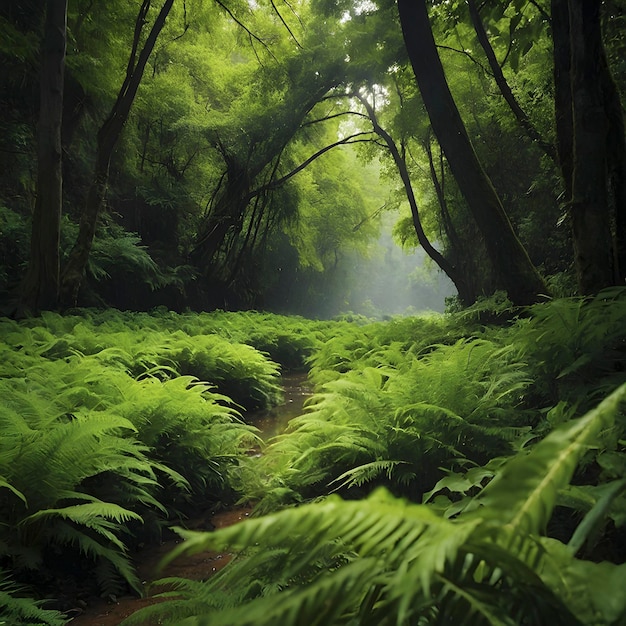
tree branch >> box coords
[247,132,375,199]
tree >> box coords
[552,0,626,294]
[189,29,347,283]
[19,0,67,313]
[396,0,549,306]
[354,91,474,303]
[59,0,175,307]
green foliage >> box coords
[123,383,626,626]
[0,570,65,626]
[510,288,626,407]
[0,308,315,602]
[256,333,532,503]
[3,296,626,622]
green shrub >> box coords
[123,384,626,626]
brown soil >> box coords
[66,373,312,625]
[66,507,253,626]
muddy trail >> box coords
[67,372,312,626]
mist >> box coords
[329,225,457,318]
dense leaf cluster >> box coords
[124,290,626,625]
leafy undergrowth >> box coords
[0,309,328,622]
[2,290,626,624]
[128,289,626,626]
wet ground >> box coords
[66,373,312,625]
[66,507,253,626]
[247,370,313,438]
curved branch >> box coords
[355,93,464,288]
[247,131,375,199]
[467,0,556,162]
[435,44,491,75]
[270,0,302,48]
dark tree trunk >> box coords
[20,0,67,313]
[553,0,619,294]
[600,41,626,284]
[568,0,614,293]
[552,0,574,197]
[60,0,174,307]
[357,94,474,303]
[397,0,548,306]
[191,157,251,273]
[424,140,479,305]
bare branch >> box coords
[214,0,274,59]
[270,0,303,48]
[301,110,369,128]
[435,44,491,75]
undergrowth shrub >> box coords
[0,375,163,596]
[16,310,307,411]
[125,384,626,626]
[255,337,533,507]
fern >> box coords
[257,337,533,503]
[511,287,626,406]
[123,385,626,626]
[125,490,575,626]
[0,570,66,626]
[476,383,626,535]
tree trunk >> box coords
[357,94,473,303]
[397,0,549,306]
[424,139,479,304]
[467,0,557,164]
[600,36,626,285]
[552,0,574,198]
[20,0,67,313]
[566,0,615,294]
[552,0,625,293]
[60,0,175,307]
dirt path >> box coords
[66,373,312,625]
[66,507,253,626]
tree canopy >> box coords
[1,0,624,315]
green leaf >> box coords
[476,383,626,535]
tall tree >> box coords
[355,92,474,303]
[552,0,626,294]
[59,0,175,307]
[396,0,549,306]
[20,0,67,312]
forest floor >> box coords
[66,373,312,626]
[67,507,253,626]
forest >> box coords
[1,0,626,624]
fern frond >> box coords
[44,520,141,593]
[329,460,409,490]
[476,383,626,535]
[0,569,66,626]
